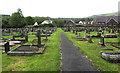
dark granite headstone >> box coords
[79,33,81,37]
[108,30,111,33]
[46,30,48,39]
[37,30,41,47]
[75,30,78,35]
[73,30,75,33]
[99,37,105,46]
[4,42,10,53]
[25,35,28,42]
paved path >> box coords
[60,32,98,71]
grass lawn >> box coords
[64,31,120,72]
[2,28,62,71]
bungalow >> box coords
[93,16,119,27]
[41,20,52,24]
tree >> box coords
[51,18,65,26]
[9,8,26,28]
[2,15,10,28]
[2,18,10,28]
[25,16,34,25]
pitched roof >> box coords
[93,16,119,23]
[41,20,52,24]
[66,20,76,24]
[34,22,38,26]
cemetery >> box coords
[1,8,120,72]
[1,26,120,72]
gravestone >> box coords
[25,35,28,42]
[77,33,81,37]
[99,37,105,46]
[73,30,75,33]
[45,30,48,39]
[88,36,93,43]
[108,30,111,33]
[97,32,101,37]
[4,42,10,53]
[84,30,87,38]
[10,28,13,35]
[75,30,78,35]
[37,30,41,47]
[112,29,114,33]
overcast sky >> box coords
[0,0,120,18]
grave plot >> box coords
[12,34,28,43]
[111,43,120,49]
[100,51,120,63]
[105,41,120,50]
[0,38,22,53]
[7,29,46,56]
[1,28,27,53]
[102,29,120,50]
[98,36,115,50]
[104,34,118,38]
[100,39,120,62]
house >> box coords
[77,20,93,26]
[65,20,76,27]
[41,20,52,24]
[93,16,119,27]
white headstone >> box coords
[84,30,86,38]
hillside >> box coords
[88,12,118,18]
